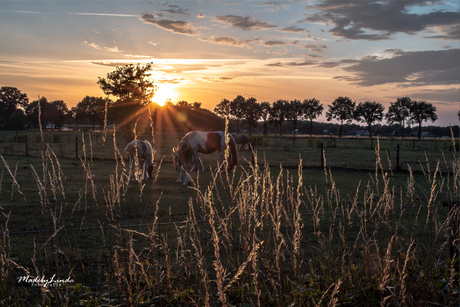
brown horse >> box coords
[231,133,253,151]
[172,131,239,185]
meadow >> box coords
[0,130,458,306]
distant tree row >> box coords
[0,86,112,131]
[214,95,442,139]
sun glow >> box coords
[152,84,177,106]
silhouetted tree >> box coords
[410,101,437,139]
[385,97,413,137]
[49,100,68,131]
[285,99,303,145]
[72,96,109,130]
[0,86,29,128]
[326,96,355,137]
[214,98,231,119]
[26,96,50,129]
[269,99,289,136]
[192,101,202,109]
[240,97,260,135]
[230,95,246,134]
[98,63,156,142]
[354,101,385,137]
[302,98,323,137]
[177,100,189,107]
[260,101,271,135]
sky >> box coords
[0,0,459,126]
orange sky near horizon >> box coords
[1,1,459,126]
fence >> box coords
[0,131,458,172]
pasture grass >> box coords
[0,131,458,306]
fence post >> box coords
[395,144,400,171]
[25,135,28,156]
[320,143,324,168]
[75,137,78,159]
[371,137,373,149]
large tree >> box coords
[214,98,232,118]
[48,100,69,131]
[72,96,110,130]
[259,101,271,135]
[230,95,246,134]
[385,97,412,137]
[285,99,304,145]
[354,101,385,137]
[241,97,261,135]
[326,96,355,137]
[0,86,29,128]
[410,100,437,139]
[26,96,50,129]
[269,99,289,136]
[97,63,156,141]
[302,98,323,137]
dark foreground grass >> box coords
[0,134,459,306]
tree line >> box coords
[214,95,445,139]
[1,63,459,140]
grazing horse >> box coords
[172,131,239,185]
[172,141,204,185]
[124,140,156,181]
[231,133,253,151]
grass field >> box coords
[0,130,459,306]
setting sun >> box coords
[152,84,177,106]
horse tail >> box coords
[227,134,239,171]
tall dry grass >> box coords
[0,130,458,306]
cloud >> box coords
[199,35,259,48]
[161,3,190,16]
[139,13,198,35]
[279,25,306,33]
[214,15,278,31]
[266,60,317,67]
[303,0,460,40]
[334,49,460,86]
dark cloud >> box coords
[139,13,198,35]
[279,25,306,33]
[302,43,328,53]
[266,60,317,67]
[200,35,259,47]
[303,0,460,40]
[214,15,278,31]
[262,40,285,46]
[334,49,460,86]
[161,3,190,15]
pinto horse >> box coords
[231,133,253,151]
[172,131,239,185]
[124,140,156,181]
[172,141,204,185]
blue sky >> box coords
[1,0,459,126]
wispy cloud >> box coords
[200,36,259,48]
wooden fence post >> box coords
[75,137,78,159]
[25,135,28,156]
[396,144,401,171]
